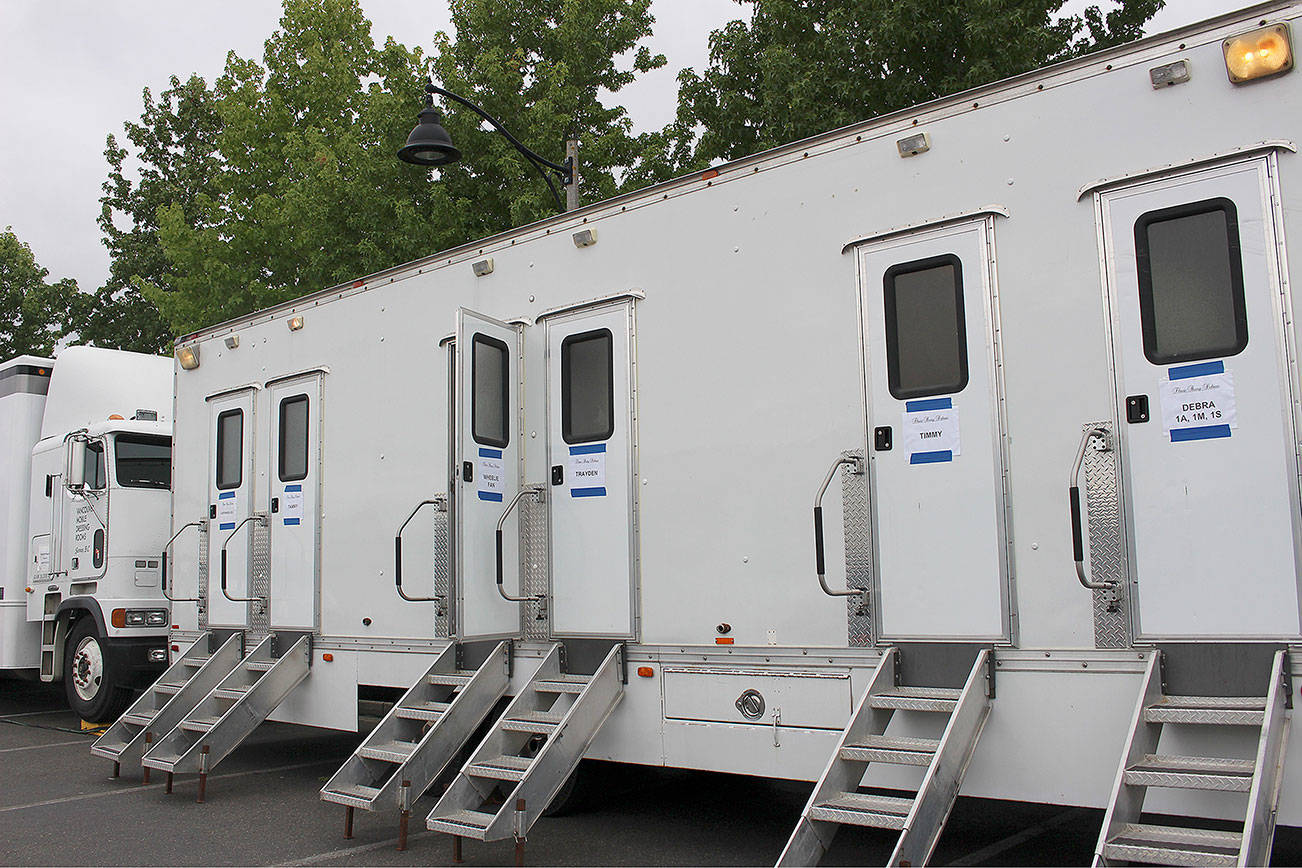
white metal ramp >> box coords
[778,648,994,867]
[91,631,245,773]
[140,633,311,798]
[1093,650,1291,867]
[320,640,511,840]
[425,642,624,847]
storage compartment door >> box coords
[858,219,1010,641]
[1100,159,1301,638]
[545,302,638,639]
[454,309,522,639]
[267,374,322,631]
[207,389,256,628]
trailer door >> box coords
[857,218,1010,641]
[1099,158,1301,638]
[454,309,522,639]
[543,301,638,639]
[267,373,322,631]
[206,389,256,628]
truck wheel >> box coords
[64,617,131,723]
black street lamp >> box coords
[399,77,576,212]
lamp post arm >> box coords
[427,84,571,211]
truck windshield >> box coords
[114,434,172,489]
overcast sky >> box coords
[0,1,1244,293]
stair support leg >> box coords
[110,761,119,780]
[344,806,354,840]
[141,732,152,784]
[452,835,463,864]
[514,798,526,867]
[398,780,411,852]
[196,745,209,804]
[165,772,173,795]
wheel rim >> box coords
[71,635,104,702]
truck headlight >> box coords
[121,609,169,627]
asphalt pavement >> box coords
[3,677,1299,866]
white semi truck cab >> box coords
[0,347,173,721]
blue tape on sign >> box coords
[1169,360,1225,380]
[219,522,235,530]
[1171,424,1232,442]
[572,487,607,498]
[283,518,300,526]
[284,484,302,492]
[218,491,235,500]
[478,447,503,459]
[569,443,606,455]
[478,491,504,502]
[905,397,953,412]
[910,450,953,465]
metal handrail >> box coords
[161,520,204,602]
[220,514,267,604]
[1070,427,1117,590]
[813,455,867,599]
[497,485,545,603]
[394,496,448,603]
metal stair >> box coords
[140,633,311,780]
[91,632,245,771]
[320,641,511,826]
[778,648,994,867]
[426,643,625,843]
[1093,650,1291,867]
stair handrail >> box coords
[812,454,867,599]
[1069,426,1117,590]
[496,484,545,603]
[161,520,204,602]
[394,495,448,603]
[220,514,267,606]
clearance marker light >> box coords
[716,637,735,645]
[1224,24,1293,83]
[637,666,655,678]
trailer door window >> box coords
[472,333,510,448]
[883,254,969,399]
[278,394,309,482]
[1135,197,1248,365]
[562,328,614,444]
[216,409,243,490]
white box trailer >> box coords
[1,347,174,721]
[112,2,1302,863]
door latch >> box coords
[874,426,893,451]
[271,497,279,514]
[551,465,564,486]
[462,461,474,483]
[209,504,217,519]
[1126,394,1150,424]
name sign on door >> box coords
[478,448,504,502]
[902,397,962,464]
[569,444,607,497]
[1159,360,1237,443]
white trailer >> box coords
[106,3,1302,863]
[1,347,173,721]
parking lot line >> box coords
[0,738,91,754]
[277,830,436,866]
[0,758,336,814]
[946,807,1088,866]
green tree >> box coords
[94,74,224,353]
[675,0,1165,165]
[425,0,667,235]
[0,229,81,359]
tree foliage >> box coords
[0,229,80,359]
[675,0,1166,165]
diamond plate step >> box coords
[93,739,128,757]
[467,755,535,782]
[427,673,472,687]
[321,783,381,809]
[154,682,185,695]
[840,734,940,766]
[501,710,566,733]
[809,792,915,829]
[533,675,590,694]
[182,656,210,668]
[178,714,223,733]
[1145,695,1265,726]
[246,660,277,672]
[1124,754,1255,792]
[357,740,419,763]
[428,809,496,840]
[869,686,962,713]
[1103,823,1242,867]
[213,684,253,700]
[394,701,450,721]
[121,711,156,727]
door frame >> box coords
[1094,153,1302,641]
[204,383,260,629]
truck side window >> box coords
[279,395,309,482]
[883,254,969,399]
[472,333,509,448]
[1135,197,1248,365]
[216,409,243,490]
[562,328,614,444]
[83,441,106,490]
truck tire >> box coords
[64,616,132,723]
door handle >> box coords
[874,426,893,451]
[1125,394,1150,424]
[462,461,473,483]
[271,497,279,514]
[209,504,217,519]
[551,465,563,486]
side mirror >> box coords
[67,439,87,489]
